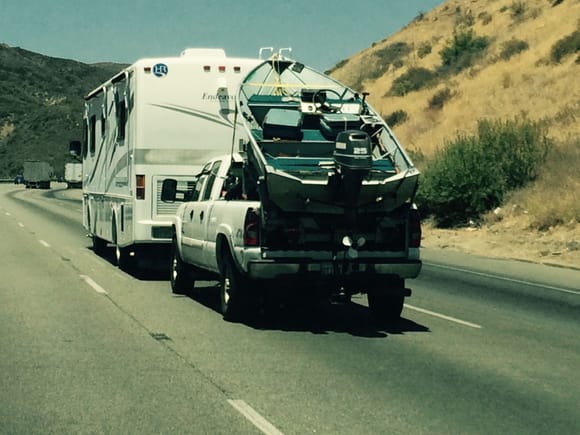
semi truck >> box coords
[23,160,52,189]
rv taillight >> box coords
[218,66,226,73]
[136,175,145,200]
[243,208,260,246]
[203,65,211,72]
[234,66,241,73]
[409,205,422,248]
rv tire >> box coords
[92,235,107,256]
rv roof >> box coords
[180,48,226,58]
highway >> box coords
[1,183,579,434]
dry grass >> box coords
[332,0,580,153]
[504,137,580,230]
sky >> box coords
[1,0,444,71]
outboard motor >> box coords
[331,130,372,207]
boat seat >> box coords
[247,95,300,125]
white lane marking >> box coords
[80,275,108,295]
[18,222,24,228]
[38,240,51,248]
[228,399,284,435]
[405,304,482,329]
[5,212,11,216]
[426,262,580,296]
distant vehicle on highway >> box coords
[14,174,24,184]
[23,160,52,189]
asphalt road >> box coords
[1,183,579,434]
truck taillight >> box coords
[244,208,260,246]
[136,175,145,200]
[409,206,422,248]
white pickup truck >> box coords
[161,152,422,323]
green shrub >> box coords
[551,29,580,63]
[478,11,493,25]
[416,117,551,227]
[359,42,411,83]
[389,67,437,96]
[510,1,528,20]
[383,109,409,127]
[428,88,453,109]
[417,42,432,58]
[500,39,529,60]
[438,29,490,75]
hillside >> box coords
[330,0,579,267]
[330,0,579,153]
[0,44,126,178]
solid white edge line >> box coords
[405,304,482,329]
[38,240,50,248]
[228,399,284,435]
[80,275,108,295]
[425,262,580,296]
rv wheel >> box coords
[92,235,107,256]
[112,218,134,271]
[115,244,134,271]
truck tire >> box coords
[367,278,405,324]
[220,253,248,321]
[170,237,194,294]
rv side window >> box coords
[117,101,127,142]
[89,115,96,155]
[202,161,222,201]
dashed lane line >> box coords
[228,400,284,435]
[80,275,108,295]
[38,239,51,248]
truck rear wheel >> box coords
[220,254,248,321]
[367,278,405,324]
[170,237,194,294]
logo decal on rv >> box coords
[152,63,168,77]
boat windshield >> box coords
[239,58,357,102]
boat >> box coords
[232,53,420,216]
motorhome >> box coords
[71,48,261,270]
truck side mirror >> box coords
[161,179,177,202]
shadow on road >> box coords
[88,246,430,337]
[181,283,430,338]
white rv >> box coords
[73,48,260,270]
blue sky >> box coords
[2,0,444,71]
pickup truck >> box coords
[161,152,422,323]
